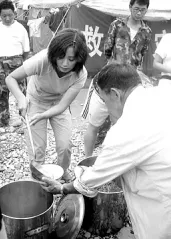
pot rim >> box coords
[98,190,123,194]
[1,180,54,220]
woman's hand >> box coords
[18,97,29,117]
[40,177,62,194]
[29,113,45,126]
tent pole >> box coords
[47,6,71,48]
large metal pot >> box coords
[78,156,127,236]
[0,180,54,239]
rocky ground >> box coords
[0,94,134,239]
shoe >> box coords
[16,127,24,134]
[1,115,10,127]
[30,161,44,181]
[12,119,22,127]
[61,171,72,183]
[0,122,9,128]
[31,161,44,167]
[0,164,5,172]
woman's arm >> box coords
[153,53,171,74]
[29,86,81,125]
[5,66,28,116]
[45,87,80,117]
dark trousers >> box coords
[0,55,27,126]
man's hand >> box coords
[40,177,62,194]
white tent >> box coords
[82,0,171,21]
[17,0,171,76]
[18,0,83,9]
[0,0,18,2]
[18,0,171,21]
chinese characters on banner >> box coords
[82,25,167,58]
[82,25,104,57]
[66,4,171,76]
[66,4,114,74]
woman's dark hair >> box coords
[48,28,88,74]
[129,0,149,8]
[97,63,141,94]
[0,0,15,14]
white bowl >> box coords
[38,164,64,180]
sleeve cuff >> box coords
[73,166,98,198]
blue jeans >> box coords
[25,97,72,172]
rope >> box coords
[47,6,71,48]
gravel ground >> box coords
[0,94,134,239]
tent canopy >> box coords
[18,0,82,9]
[18,0,171,21]
[82,0,171,21]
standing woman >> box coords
[6,28,88,181]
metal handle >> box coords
[24,224,49,237]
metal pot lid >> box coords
[54,194,85,239]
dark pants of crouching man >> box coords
[0,55,27,126]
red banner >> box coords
[67,5,171,77]
[66,5,114,75]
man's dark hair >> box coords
[97,63,141,94]
[129,0,150,8]
[0,0,15,14]
[48,28,88,75]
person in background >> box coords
[41,63,171,239]
[82,0,152,157]
[6,28,88,182]
[0,0,30,127]
[153,33,171,81]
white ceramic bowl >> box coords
[38,164,64,180]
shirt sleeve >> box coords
[73,88,162,197]
[23,49,48,76]
[141,28,152,57]
[70,66,88,90]
[155,34,167,60]
[21,25,30,53]
[104,20,117,59]
[74,123,138,196]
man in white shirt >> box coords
[153,33,171,81]
[82,0,152,158]
[0,0,30,126]
[41,63,171,239]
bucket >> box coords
[78,156,127,236]
[0,180,54,239]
